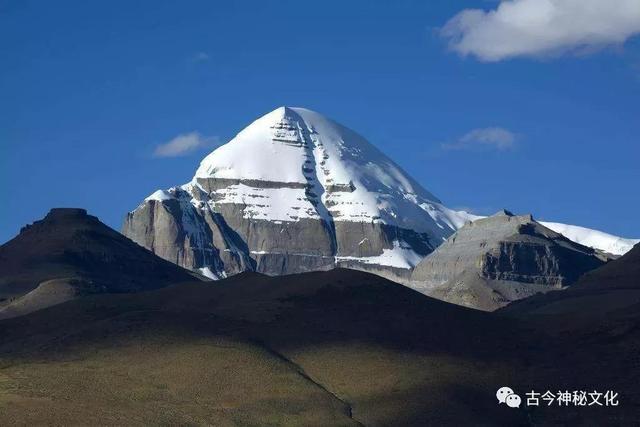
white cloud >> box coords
[441,0,640,62]
[442,127,517,150]
[153,132,218,158]
[191,52,210,63]
[453,205,497,216]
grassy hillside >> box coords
[1,268,637,425]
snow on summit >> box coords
[193,106,473,241]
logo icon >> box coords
[506,393,522,408]
[497,386,521,408]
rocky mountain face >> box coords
[0,208,198,319]
[501,241,640,316]
[123,107,475,280]
[408,210,606,311]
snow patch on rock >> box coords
[145,189,174,202]
[336,240,424,269]
[198,267,223,280]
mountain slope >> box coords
[124,107,476,280]
[409,210,605,311]
[0,208,198,319]
[0,269,530,425]
[1,268,637,425]
[496,244,640,423]
[574,242,640,290]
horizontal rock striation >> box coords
[408,210,605,311]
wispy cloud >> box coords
[441,0,640,62]
[191,51,210,63]
[153,132,218,158]
[453,205,498,216]
[442,127,517,151]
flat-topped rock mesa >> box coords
[408,210,606,311]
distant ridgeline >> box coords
[123,107,638,310]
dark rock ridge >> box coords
[500,241,640,317]
[0,208,198,319]
[408,210,606,311]
[570,241,640,290]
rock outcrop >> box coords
[499,242,640,323]
[408,210,606,311]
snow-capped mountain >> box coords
[124,106,637,281]
[539,222,638,256]
[124,107,476,279]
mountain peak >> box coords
[191,106,461,234]
[275,105,298,115]
[45,208,89,219]
[493,209,514,217]
[1,209,197,319]
[256,106,323,131]
[126,107,478,279]
[47,208,87,216]
[21,208,96,234]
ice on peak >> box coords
[145,189,174,202]
[189,106,471,241]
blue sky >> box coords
[1,0,639,243]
